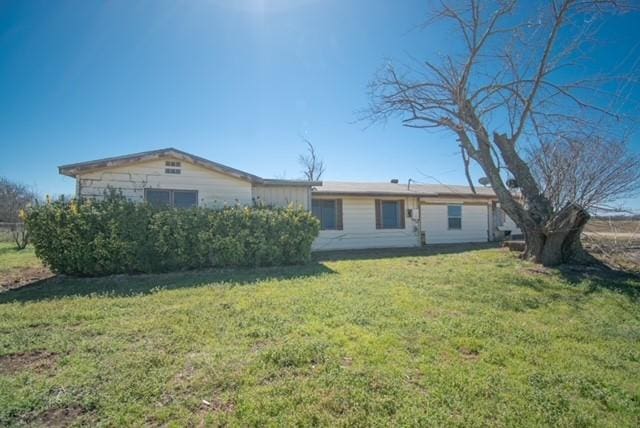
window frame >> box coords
[144,188,198,209]
[447,204,462,230]
[375,199,405,230]
[311,198,343,231]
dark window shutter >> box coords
[336,199,343,230]
[375,199,382,229]
[399,199,405,228]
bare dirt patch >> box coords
[197,395,236,426]
[26,405,88,428]
[459,347,480,361]
[0,350,60,375]
[341,356,353,368]
[200,396,236,413]
[0,266,54,292]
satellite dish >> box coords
[478,177,490,186]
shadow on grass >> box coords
[556,261,640,302]
[0,263,335,304]
[313,242,501,262]
[517,253,640,303]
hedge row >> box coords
[24,195,320,276]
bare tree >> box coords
[529,138,640,212]
[298,138,326,181]
[0,177,37,249]
[366,0,640,266]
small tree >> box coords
[366,0,640,266]
[298,138,326,181]
[0,177,37,249]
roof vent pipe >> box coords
[390,179,399,184]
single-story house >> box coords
[59,148,521,251]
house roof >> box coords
[58,148,321,187]
[58,148,498,197]
[311,181,497,198]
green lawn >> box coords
[0,242,50,292]
[1,247,639,426]
[0,242,42,274]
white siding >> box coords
[503,216,522,235]
[252,185,310,209]
[311,196,420,251]
[500,214,522,235]
[421,203,489,244]
[494,205,523,238]
[77,157,252,208]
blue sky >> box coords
[1,0,639,209]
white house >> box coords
[59,148,521,251]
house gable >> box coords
[76,156,254,208]
[60,148,320,209]
[59,148,262,183]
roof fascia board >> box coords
[58,148,262,183]
[259,179,322,187]
[312,191,496,199]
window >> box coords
[165,160,182,174]
[146,189,171,207]
[173,190,198,208]
[145,189,198,208]
[375,199,405,229]
[448,205,462,229]
[312,199,343,230]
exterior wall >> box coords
[494,205,523,239]
[420,203,490,244]
[77,157,253,208]
[311,196,420,251]
[501,215,522,235]
[488,203,496,241]
[252,185,311,209]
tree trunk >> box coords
[521,204,590,266]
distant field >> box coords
[586,220,640,235]
[582,220,639,273]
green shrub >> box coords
[24,193,319,276]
